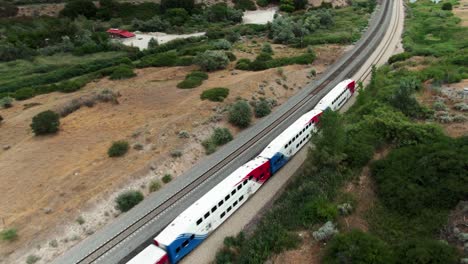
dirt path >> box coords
[0,44,347,263]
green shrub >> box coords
[388,52,412,64]
[228,100,252,128]
[26,255,40,264]
[0,1,18,18]
[0,96,13,108]
[177,77,203,89]
[60,0,97,18]
[323,230,394,264]
[213,39,232,50]
[256,0,270,7]
[225,52,237,61]
[162,174,172,183]
[234,0,257,10]
[76,216,85,225]
[109,65,136,80]
[212,127,233,145]
[254,99,271,117]
[202,138,217,154]
[161,0,194,11]
[261,43,274,54]
[108,141,129,157]
[200,87,230,102]
[149,180,161,192]
[115,190,144,212]
[280,0,295,12]
[14,87,35,101]
[194,50,230,71]
[187,71,209,80]
[394,239,458,264]
[1,228,17,241]
[31,110,60,136]
[441,2,452,10]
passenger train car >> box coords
[126,79,356,264]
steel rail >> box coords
[72,1,392,263]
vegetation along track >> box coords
[73,1,393,263]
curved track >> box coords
[56,1,394,263]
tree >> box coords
[204,3,243,23]
[164,8,189,26]
[228,100,252,128]
[234,0,257,11]
[115,190,144,212]
[31,111,60,136]
[60,0,97,19]
[0,1,18,18]
[323,230,394,264]
[293,0,308,10]
[270,16,295,44]
[389,77,423,118]
[280,0,295,12]
[195,50,230,71]
[108,141,129,157]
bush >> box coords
[162,174,172,183]
[109,65,136,80]
[254,99,272,118]
[213,39,232,50]
[194,50,230,71]
[256,0,269,7]
[187,71,209,80]
[441,2,452,11]
[395,239,458,264]
[0,96,13,108]
[161,0,194,11]
[200,87,230,102]
[212,127,233,145]
[1,228,17,241]
[280,0,295,12]
[204,3,243,23]
[149,180,161,192]
[14,88,35,101]
[202,138,217,154]
[228,100,252,128]
[234,0,257,11]
[323,230,394,264]
[177,77,203,89]
[108,141,129,157]
[115,190,144,212]
[0,1,18,18]
[31,110,60,136]
[225,51,237,61]
[261,43,274,54]
[26,255,41,264]
[60,0,97,18]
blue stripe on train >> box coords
[269,152,289,174]
[166,233,207,264]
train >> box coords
[127,79,356,264]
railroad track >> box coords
[65,1,393,263]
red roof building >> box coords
[106,29,135,38]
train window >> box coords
[176,247,181,254]
[204,212,210,219]
[249,175,253,180]
[296,144,299,148]
[259,173,265,179]
[212,206,217,213]
[231,189,236,195]
[237,184,242,190]
[220,212,226,218]
[225,194,230,201]
[190,234,195,240]
[233,201,238,207]
[227,206,232,212]
[182,240,189,248]
[243,180,248,186]
[196,218,202,225]
[219,200,224,206]
[239,195,244,201]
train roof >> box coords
[259,109,322,158]
[126,244,167,264]
[155,156,269,245]
[315,79,354,111]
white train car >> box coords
[127,244,169,264]
[259,109,323,174]
[315,79,356,111]
[154,156,271,264]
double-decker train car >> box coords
[126,79,356,264]
[154,157,270,263]
[258,109,322,174]
[315,79,356,111]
